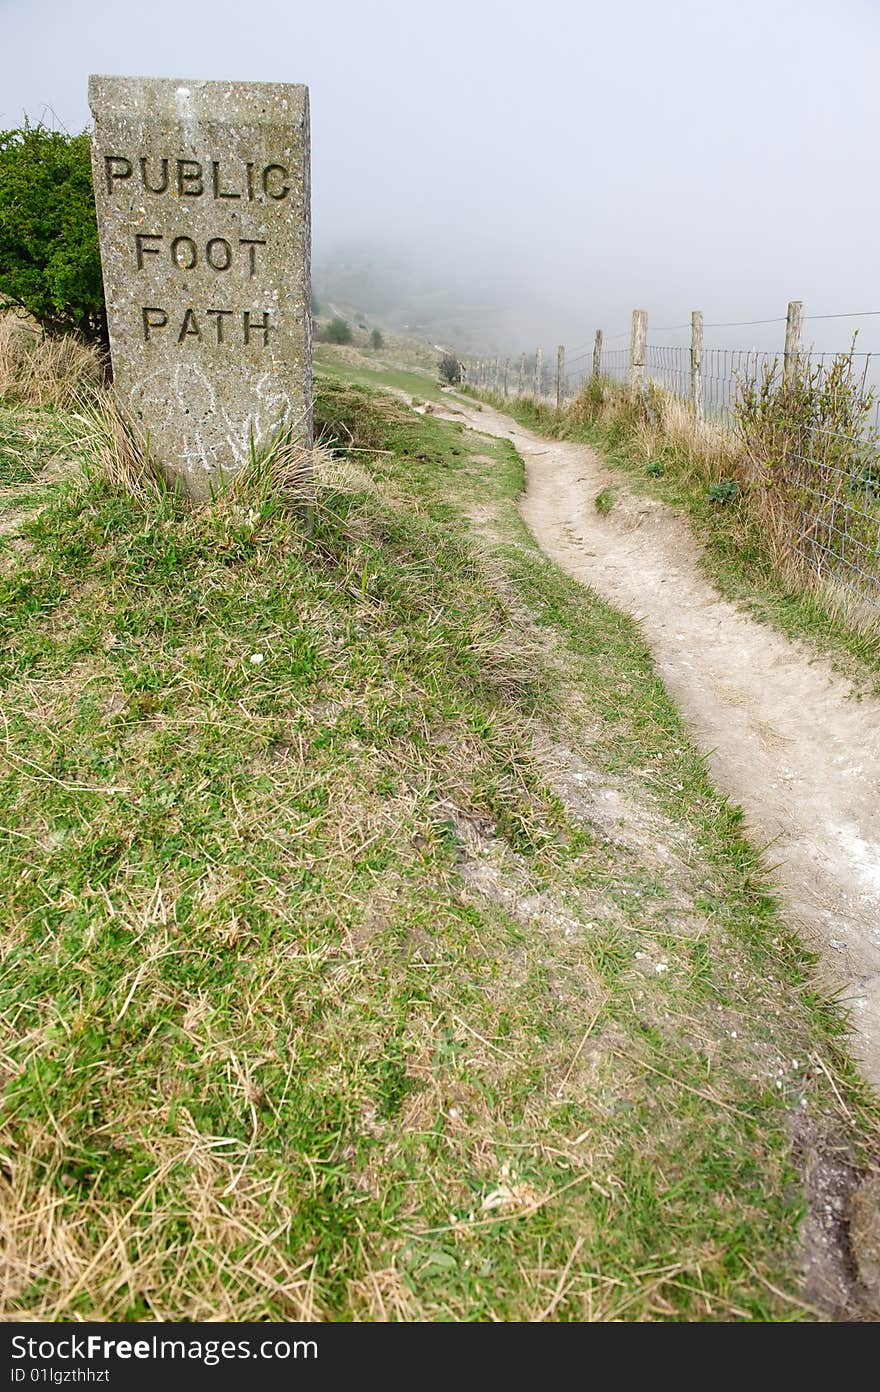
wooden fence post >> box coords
[518,352,526,396]
[784,300,803,387]
[503,357,510,398]
[556,345,565,412]
[533,347,542,400]
[690,311,704,425]
[630,310,647,395]
[592,329,603,378]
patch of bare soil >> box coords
[790,1116,880,1318]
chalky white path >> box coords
[443,393,880,1088]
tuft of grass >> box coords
[66,387,168,502]
[315,377,410,453]
[595,486,614,515]
[224,416,318,513]
[0,313,103,409]
[65,389,321,518]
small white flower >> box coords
[249,652,264,665]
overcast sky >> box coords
[3,0,879,355]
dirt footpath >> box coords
[442,394,880,1089]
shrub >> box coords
[0,125,106,347]
[438,353,461,385]
[734,348,879,577]
[707,479,739,504]
[322,317,353,345]
[370,328,383,350]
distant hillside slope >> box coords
[313,242,547,358]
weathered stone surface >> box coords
[89,76,311,499]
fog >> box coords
[4,0,880,359]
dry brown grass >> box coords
[66,390,323,511]
[650,388,743,483]
[570,376,744,487]
[0,1126,323,1320]
[67,387,168,500]
[0,313,103,409]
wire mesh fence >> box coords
[601,348,631,390]
[736,360,880,602]
[786,423,880,597]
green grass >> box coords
[0,377,877,1321]
[0,402,66,487]
[0,403,70,539]
[474,389,880,691]
[315,346,453,405]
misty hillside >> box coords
[313,242,553,358]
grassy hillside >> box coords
[314,348,450,404]
[0,358,877,1320]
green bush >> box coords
[0,125,106,346]
[438,353,461,384]
[370,328,383,350]
[707,480,740,504]
[735,348,879,574]
[322,317,353,345]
